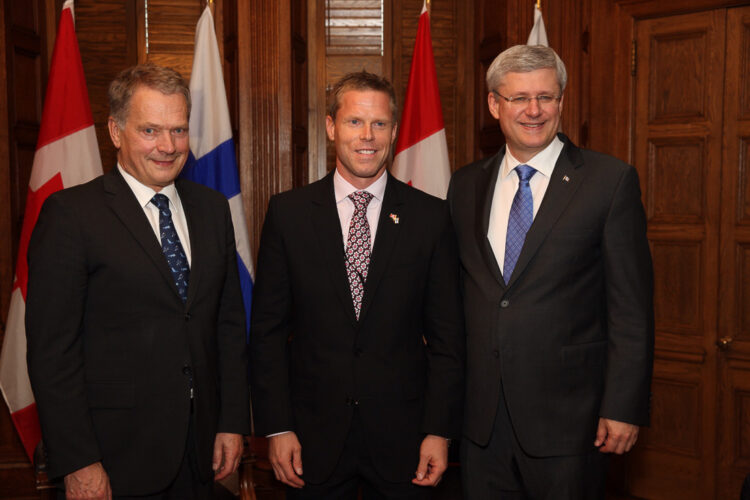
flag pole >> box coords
[536,0,540,8]
[426,0,431,17]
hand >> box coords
[64,462,111,500]
[268,432,305,488]
[595,418,639,454]
[412,434,449,487]
[213,432,244,481]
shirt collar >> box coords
[117,163,180,211]
[501,135,564,180]
[333,168,387,204]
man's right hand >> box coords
[64,462,111,500]
[268,432,305,488]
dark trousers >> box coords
[57,416,213,500]
[461,383,607,500]
[287,410,428,500]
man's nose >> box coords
[360,124,374,141]
[156,131,176,153]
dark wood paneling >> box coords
[75,0,136,171]
[146,0,202,79]
[0,0,48,492]
[291,0,308,189]
[238,0,293,261]
[718,6,750,500]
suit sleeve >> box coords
[26,195,102,479]
[600,165,654,425]
[215,200,252,435]
[421,203,466,439]
[248,197,295,435]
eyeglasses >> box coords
[492,91,561,108]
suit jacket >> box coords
[26,168,250,495]
[249,171,464,483]
[447,134,653,457]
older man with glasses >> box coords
[447,44,654,499]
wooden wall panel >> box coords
[146,0,202,79]
[647,138,705,222]
[651,240,703,335]
[75,0,136,171]
[0,0,49,494]
[718,6,750,500]
[238,0,292,260]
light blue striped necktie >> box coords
[503,164,536,284]
[151,193,190,302]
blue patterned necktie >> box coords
[151,193,190,302]
[345,191,374,320]
[503,164,537,284]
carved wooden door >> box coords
[630,6,750,499]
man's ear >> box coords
[487,92,501,120]
[108,117,122,149]
[325,115,335,141]
[391,122,398,144]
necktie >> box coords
[345,191,374,320]
[503,164,536,284]
[151,193,190,302]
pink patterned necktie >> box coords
[345,191,374,320]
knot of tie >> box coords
[151,193,170,212]
[349,191,374,212]
[515,164,537,184]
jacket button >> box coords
[500,299,510,308]
[184,313,192,320]
[354,348,363,357]
[182,366,192,375]
[345,397,359,406]
[493,349,500,358]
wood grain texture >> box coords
[238,0,293,261]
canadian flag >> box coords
[0,0,102,461]
[391,1,450,199]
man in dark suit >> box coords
[26,64,249,499]
[447,45,654,499]
[249,71,464,499]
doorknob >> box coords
[716,336,734,351]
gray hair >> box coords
[486,45,567,94]
[109,64,191,127]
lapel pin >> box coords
[389,213,400,224]
[563,175,570,183]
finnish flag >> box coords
[182,6,254,338]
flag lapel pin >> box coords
[389,213,400,224]
[563,175,570,183]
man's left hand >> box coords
[412,434,449,487]
[595,418,639,454]
[213,432,244,480]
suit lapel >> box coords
[176,179,202,307]
[475,150,505,287]
[505,135,585,288]
[358,173,403,322]
[310,172,359,325]
[103,169,183,301]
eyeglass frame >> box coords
[491,90,562,107]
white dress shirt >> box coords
[487,136,564,272]
[118,164,192,266]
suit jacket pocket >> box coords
[86,382,135,408]
[561,340,607,367]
